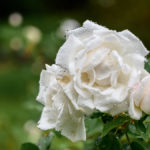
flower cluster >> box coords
[37,20,150,142]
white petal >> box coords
[109,101,128,116]
[94,95,112,112]
[83,20,108,31]
[46,64,68,77]
[136,76,150,114]
[77,95,95,114]
[119,30,149,56]
[94,85,128,111]
[36,70,52,104]
[124,53,145,69]
[67,20,108,44]
[141,69,149,78]
[129,93,142,120]
[111,50,123,69]
[133,76,150,107]
[74,75,91,98]
[66,27,93,43]
[39,70,52,87]
[87,69,96,86]
[56,103,86,142]
[38,106,59,130]
[84,47,110,69]
[37,65,66,105]
[128,69,141,88]
[36,85,46,105]
[110,86,128,102]
[51,89,67,109]
[94,30,122,47]
[85,35,102,50]
[95,66,111,82]
[63,82,79,110]
[140,92,150,114]
[56,35,84,74]
[110,71,118,87]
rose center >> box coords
[81,72,90,83]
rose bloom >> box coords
[37,20,148,141]
[37,64,86,141]
[129,75,150,120]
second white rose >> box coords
[129,75,150,120]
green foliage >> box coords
[145,58,150,73]
[83,140,95,150]
[21,143,39,150]
[101,115,130,137]
[84,114,150,150]
[85,117,104,137]
[38,133,54,150]
[130,140,150,150]
[24,113,150,150]
[98,134,121,150]
[131,141,145,150]
[144,116,150,139]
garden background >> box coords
[1,0,150,149]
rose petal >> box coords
[119,30,149,56]
[83,20,108,31]
[109,101,128,116]
[84,47,110,70]
[140,92,150,114]
[77,95,95,114]
[38,106,60,130]
[36,70,52,104]
[124,53,145,69]
[133,76,150,107]
[129,93,142,120]
[56,103,86,142]
[127,69,141,88]
[63,81,79,110]
[56,35,84,74]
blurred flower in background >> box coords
[57,19,80,38]
[24,26,42,44]
[8,12,23,27]
[10,37,23,51]
[24,120,42,143]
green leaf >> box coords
[101,116,130,137]
[85,118,104,137]
[89,111,103,119]
[135,120,146,134]
[38,132,54,150]
[83,139,95,150]
[145,58,150,73]
[21,143,39,150]
[99,134,121,150]
[143,116,150,140]
[146,124,150,139]
[135,140,150,150]
[143,116,150,125]
[128,119,150,141]
[128,123,139,136]
[131,141,145,150]
[122,144,131,150]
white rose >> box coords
[129,74,150,120]
[37,20,148,142]
[37,64,86,142]
[56,20,148,115]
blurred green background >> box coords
[0,0,150,149]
